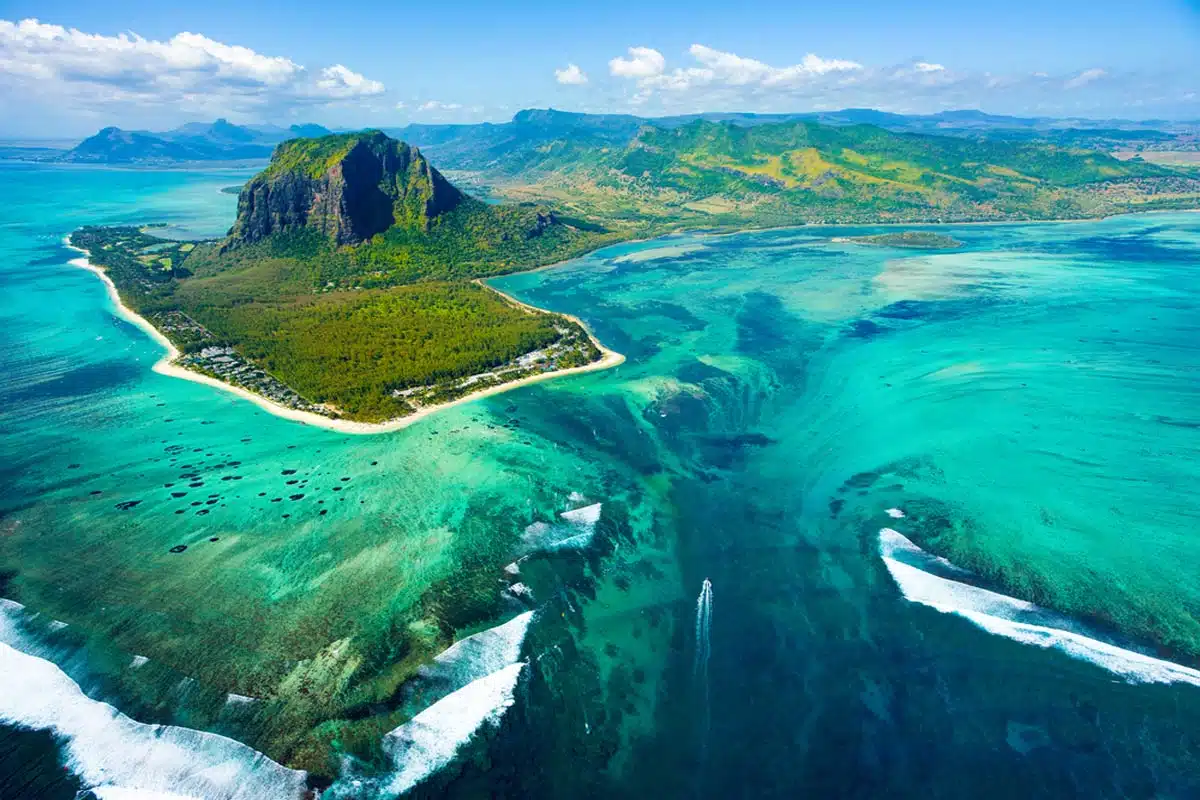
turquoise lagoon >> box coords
[1,161,1199,797]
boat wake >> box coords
[694,579,713,683]
[878,528,1200,687]
[693,578,713,765]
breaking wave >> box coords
[383,662,526,795]
[332,611,535,797]
[521,502,602,552]
[0,641,306,799]
[878,529,1200,687]
[415,612,534,702]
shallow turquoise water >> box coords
[1,163,1199,797]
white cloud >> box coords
[316,64,384,97]
[590,42,1172,119]
[0,18,384,117]
[610,43,863,98]
[555,63,588,85]
[417,100,462,112]
[609,46,666,78]
[1064,68,1106,89]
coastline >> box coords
[64,239,624,436]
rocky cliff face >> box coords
[230,131,464,246]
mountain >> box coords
[287,123,334,139]
[48,108,1200,167]
[57,119,335,164]
[60,127,215,164]
[459,117,1200,226]
[383,109,645,177]
[384,108,1199,183]
[230,131,464,245]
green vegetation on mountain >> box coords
[483,118,1200,228]
[72,131,616,422]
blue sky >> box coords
[1,0,1198,136]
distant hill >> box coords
[44,108,1199,166]
[382,109,1197,190]
[415,115,1198,227]
[57,118,334,164]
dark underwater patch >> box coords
[1050,233,1198,264]
[0,360,142,404]
[676,358,731,385]
[847,319,888,339]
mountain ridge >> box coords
[42,108,1200,166]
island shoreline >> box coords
[64,238,624,436]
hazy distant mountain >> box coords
[57,119,334,164]
[36,109,1200,167]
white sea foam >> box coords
[0,640,307,799]
[507,583,533,600]
[879,528,969,575]
[560,502,602,527]
[421,611,533,692]
[879,531,1200,687]
[521,503,603,552]
[382,662,526,795]
[327,612,535,796]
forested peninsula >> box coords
[70,131,621,425]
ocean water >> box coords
[1,162,1199,797]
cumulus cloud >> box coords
[609,46,666,78]
[316,64,384,97]
[0,18,384,117]
[1064,68,1107,89]
[417,100,462,112]
[610,43,863,101]
[594,42,1171,117]
[555,63,588,85]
